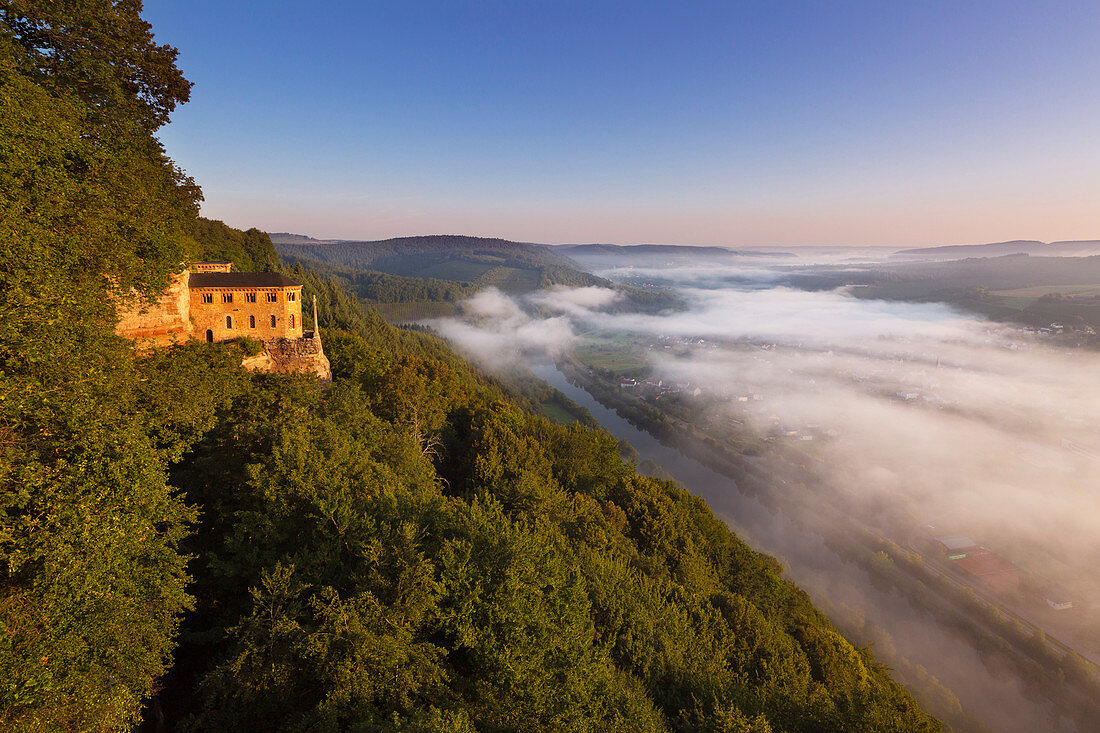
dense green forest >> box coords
[189,217,280,272]
[277,255,479,304]
[1,3,938,731]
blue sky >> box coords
[146,1,1100,246]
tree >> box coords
[0,2,207,728]
[3,0,192,133]
[190,218,279,272]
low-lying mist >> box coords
[430,253,1100,723]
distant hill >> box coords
[889,253,1100,290]
[796,253,1100,292]
[559,243,795,258]
[896,239,1100,259]
[275,234,610,294]
[790,253,1100,329]
[269,232,335,245]
[273,235,682,319]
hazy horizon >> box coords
[268,231,1100,250]
[144,1,1100,246]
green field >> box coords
[480,266,541,292]
[574,340,651,377]
[412,258,499,281]
[371,300,458,323]
[990,284,1100,298]
[539,401,580,425]
[989,285,1100,309]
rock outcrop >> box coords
[242,332,331,380]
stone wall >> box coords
[242,335,331,380]
[114,271,191,347]
[264,334,323,358]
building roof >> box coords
[935,536,978,551]
[951,551,1021,578]
[189,272,301,288]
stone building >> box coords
[188,267,304,343]
[116,262,330,379]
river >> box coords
[531,363,1070,733]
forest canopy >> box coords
[1,1,205,727]
[0,3,938,731]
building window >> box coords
[288,292,296,302]
[267,292,277,302]
[222,293,233,303]
[290,314,295,328]
[226,315,233,329]
[270,315,276,327]
[201,293,213,304]
[249,315,256,328]
[246,292,257,303]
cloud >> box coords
[555,286,979,345]
[428,288,577,366]
[436,267,1100,607]
[433,276,1100,593]
[528,285,624,315]
[589,263,790,289]
[461,287,527,321]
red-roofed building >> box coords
[950,549,1025,592]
